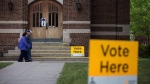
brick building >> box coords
[0,0,130,57]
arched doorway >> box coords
[29,0,62,42]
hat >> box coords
[26,30,32,33]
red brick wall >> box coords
[117,0,130,24]
[0,33,20,53]
[0,0,28,29]
[63,0,91,57]
[0,0,23,21]
[91,0,130,40]
[91,0,129,24]
[0,0,27,52]
[70,33,90,57]
[0,0,130,56]
[63,0,91,21]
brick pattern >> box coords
[91,0,129,24]
[0,0,28,29]
[91,35,130,40]
[91,0,130,40]
[117,0,130,24]
[0,33,20,53]
[63,0,91,57]
[63,24,90,29]
[0,0,23,21]
[0,24,27,29]
[91,0,116,24]
[63,0,91,21]
[70,33,90,57]
[23,0,28,22]
[91,27,122,32]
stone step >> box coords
[4,53,71,57]
[8,50,70,54]
[0,57,88,61]
[15,46,70,50]
[32,53,71,57]
[32,42,68,46]
[5,42,72,59]
[32,46,70,50]
[32,50,70,53]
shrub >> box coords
[139,45,149,58]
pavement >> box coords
[0,61,65,84]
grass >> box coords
[138,58,150,84]
[0,62,13,69]
[57,58,150,84]
[57,62,88,84]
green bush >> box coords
[139,45,149,58]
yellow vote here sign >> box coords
[88,40,138,84]
[71,46,84,56]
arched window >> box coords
[48,3,58,27]
[33,3,43,27]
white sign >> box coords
[41,18,46,26]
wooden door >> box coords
[29,0,62,41]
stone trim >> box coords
[28,0,63,5]
[63,29,90,33]
[91,31,130,35]
[91,24,130,35]
[0,29,24,42]
[91,24,130,30]
[63,21,91,24]
[0,21,28,24]
[63,29,90,43]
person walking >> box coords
[26,29,32,61]
[18,32,31,62]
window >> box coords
[32,2,59,28]
[48,3,58,27]
[32,3,43,27]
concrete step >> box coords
[5,42,71,59]
[32,42,68,46]
[32,46,70,50]
[32,53,71,57]
[0,57,88,61]
[15,46,70,50]
[8,50,70,54]
[32,50,70,53]
[4,53,71,57]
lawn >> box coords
[57,58,150,84]
[138,58,150,84]
[0,62,13,69]
[57,62,88,84]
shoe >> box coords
[28,59,32,62]
[25,60,31,62]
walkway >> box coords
[0,61,65,84]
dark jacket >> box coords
[18,36,31,51]
[25,35,32,49]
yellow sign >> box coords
[71,46,84,56]
[88,40,138,76]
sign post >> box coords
[88,40,138,84]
